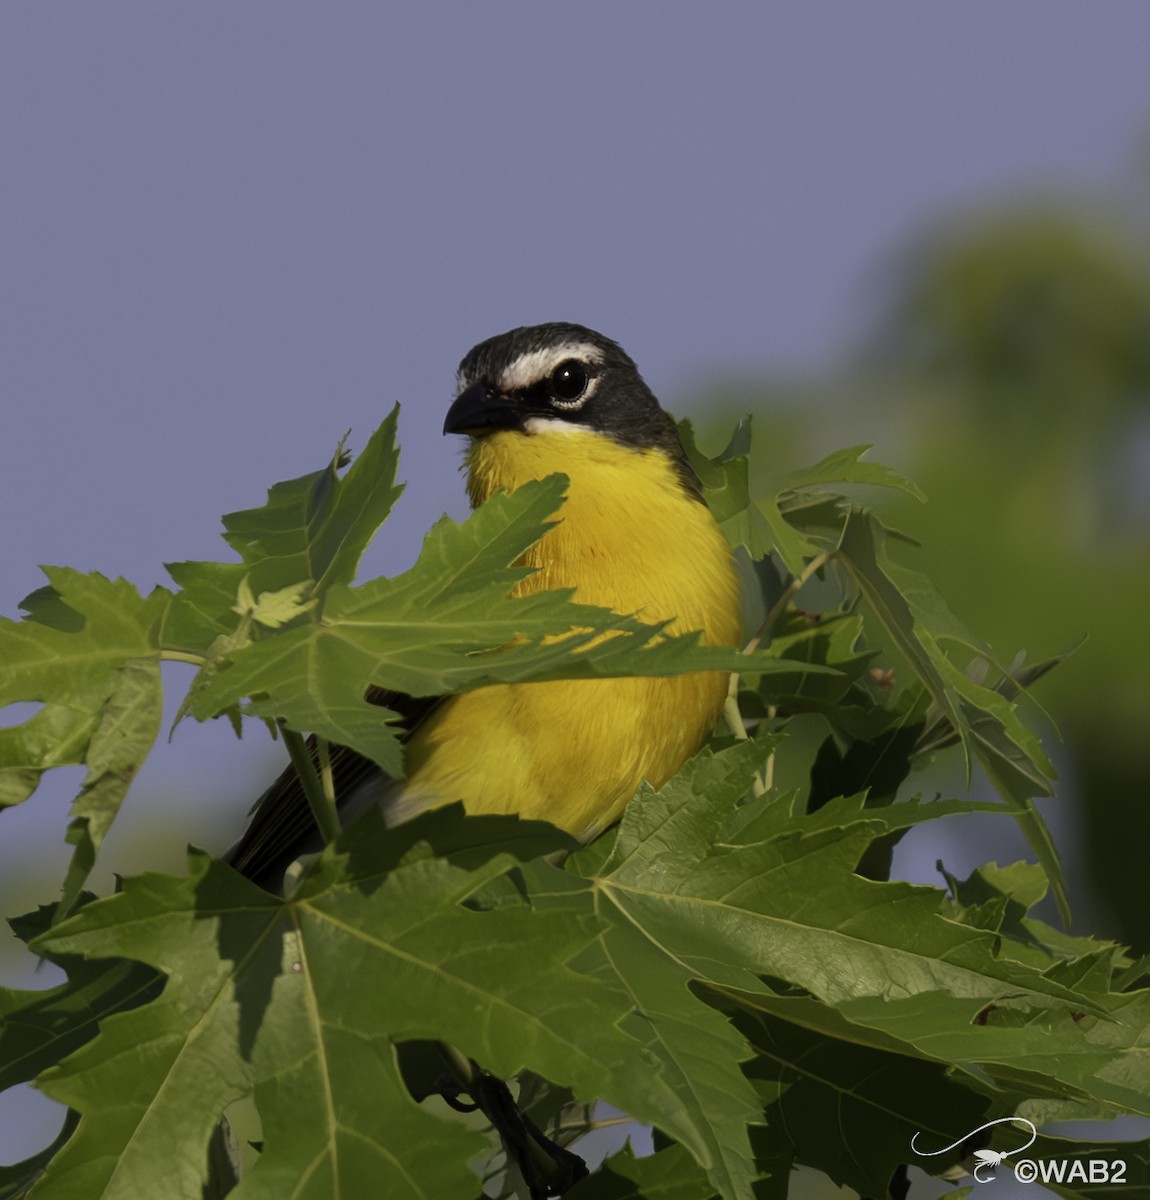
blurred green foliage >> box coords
[699,199,1150,950]
[882,206,1150,954]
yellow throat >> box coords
[396,425,742,839]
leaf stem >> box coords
[441,1042,476,1090]
[279,724,341,845]
[726,551,835,796]
[161,650,208,667]
[317,736,336,810]
[745,550,835,656]
[553,1114,633,1136]
[723,684,751,741]
[763,704,778,792]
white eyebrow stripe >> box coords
[498,343,604,391]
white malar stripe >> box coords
[498,342,604,391]
[523,416,601,436]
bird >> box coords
[225,323,742,888]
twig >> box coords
[278,723,340,845]
[727,551,835,796]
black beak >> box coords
[443,382,520,435]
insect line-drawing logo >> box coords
[912,1116,1038,1184]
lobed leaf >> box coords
[27,809,726,1199]
[161,409,402,659]
[188,474,833,771]
[0,571,167,907]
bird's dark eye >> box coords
[550,359,588,403]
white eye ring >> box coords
[549,360,590,409]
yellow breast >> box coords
[396,427,742,838]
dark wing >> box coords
[223,686,441,891]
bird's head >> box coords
[444,323,685,459]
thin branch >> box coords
[279,724,340,845]
[317,736,336,809]
[745,550,835,656]
[725,551,835,797]
[161,650,207,667]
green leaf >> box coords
[680,416,806,568]
[27,810,725,1199]
[189,476,830,772]
[712,440,926,578]
[161,409,403,657]
[580,759,1150,1186]
[833,507,1066,916]
[746,495,818,577]
[567,1143,717,1199]
[776,444,927,502]
[557,746,1091,1197]
[232,577,317,629]
[59,656,164,918]
[217,408,403,597]
[1,903,162,1093]
[747,608,877,712]
[593,747,1096,1019]
[678,418,755,529]
[705,851,1150,1122]
[731,1007,987,1198]
[567,746,774,1199]
[0,571,166,905]
[0,572,165,805]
